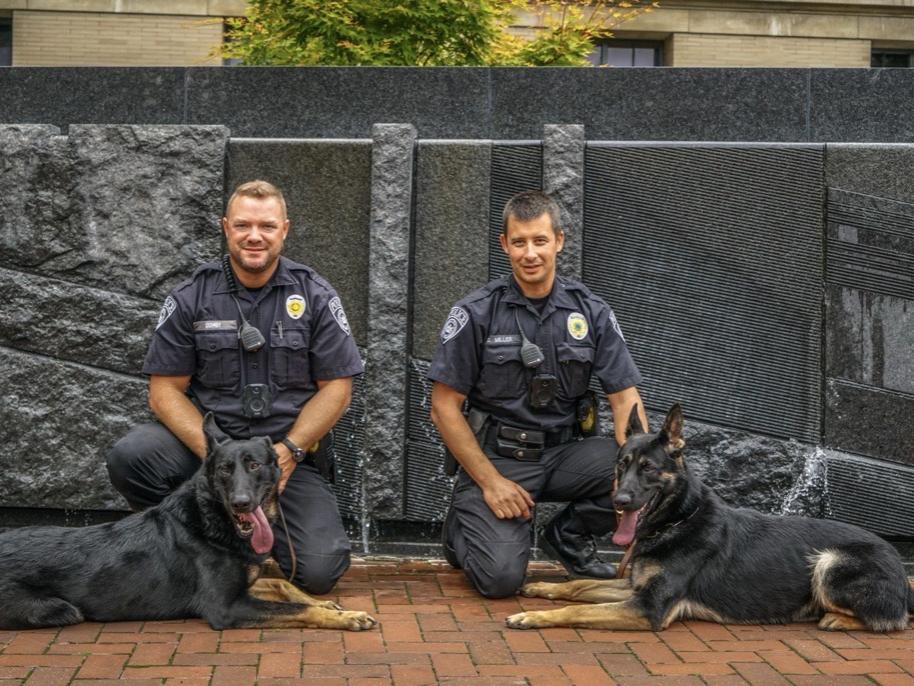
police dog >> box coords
[0,413,376,631]
[507,404,912,633]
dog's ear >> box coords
[259,436,277,460]
[661,404,686,454]
[202,412,230,455]
[625,403,646,438]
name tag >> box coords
[486,335,520,344]
[193,320,238,332]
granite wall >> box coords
[2,67,914,142]
[0,124,226,509]
[3,69,914,543]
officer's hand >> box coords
[482,476,535,520]
[273,443,296,494]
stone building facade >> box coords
[1,1,913,68]
[518,0,914,68]
[0,0,245,66]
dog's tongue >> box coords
[239,507,273,554]
[613,508,641,547]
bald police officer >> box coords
[107,180,361,595]
[429,190,647,599]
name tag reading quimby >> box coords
[193,320,239,332]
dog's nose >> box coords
[613,492,632,508]
[231,494,252,511]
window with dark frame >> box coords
[588,39,663,67]
[0,17,11,67]
[221,19,243,66]
[871,50,914,68]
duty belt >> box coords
[486,422,578,461]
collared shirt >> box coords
[428,275,641,431]
[144,256,363,441]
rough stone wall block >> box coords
[364,124,417,519]
[1,124,228,301]
[0,347,149,509]
[68,125,227,300]
[0,124,229,511]
[0,125,71,273]
[544,124,585,279]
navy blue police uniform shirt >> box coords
[143,256,364,441]
[428,275,641,431]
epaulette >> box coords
[556,274,587,293]
[458,275,510,306]
[280,257,335,291]
[171,260,220,293]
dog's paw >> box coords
[818,612,866,632]
[520,582,559,599]
[506,611,541,629]
[338,610,378,631]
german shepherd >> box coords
[507,405,913,633]
[0,413,376,631]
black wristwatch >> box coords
[281,437,307,463]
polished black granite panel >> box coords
[1,67,914,142]
[811,69,914,143]
[826,285,914,396]
[186,67,492,139]
[0,68,185,130]
[825,379,914,467]
[825,190,914,397]
[412,141,491,361]
[490,67,809,141]
[826,144,914,204]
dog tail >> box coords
[908,579,914,613]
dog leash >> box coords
[616,540,636,579]
[276,499,297,584]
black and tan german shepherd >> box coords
[508,404,913,633]
[0,413,376,631]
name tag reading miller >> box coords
[193,320,239,332]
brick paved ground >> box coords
[1,558,912,685]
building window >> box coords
[221,19,243,66]
[589,40,663,67]
[872,50,913,68]
[0,17,11,67]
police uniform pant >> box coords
[106,422,351,595]
[446,436,617,599]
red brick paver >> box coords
[1,559,911,684]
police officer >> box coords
[429,190,647,599]
[106,180,362,595]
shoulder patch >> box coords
[156,296,177,330]
[441,307,470,343]
[609,310,626,341]
[328,296,351,336]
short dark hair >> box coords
[501,190,562,235]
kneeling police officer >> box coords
[429,190,647,599]
[106,180,361,595]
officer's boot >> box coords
[441,504,462,570]
[540,505,616,578]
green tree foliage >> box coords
[223,0,510,66]
[501,1,660,66]
[222,1,659,67]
